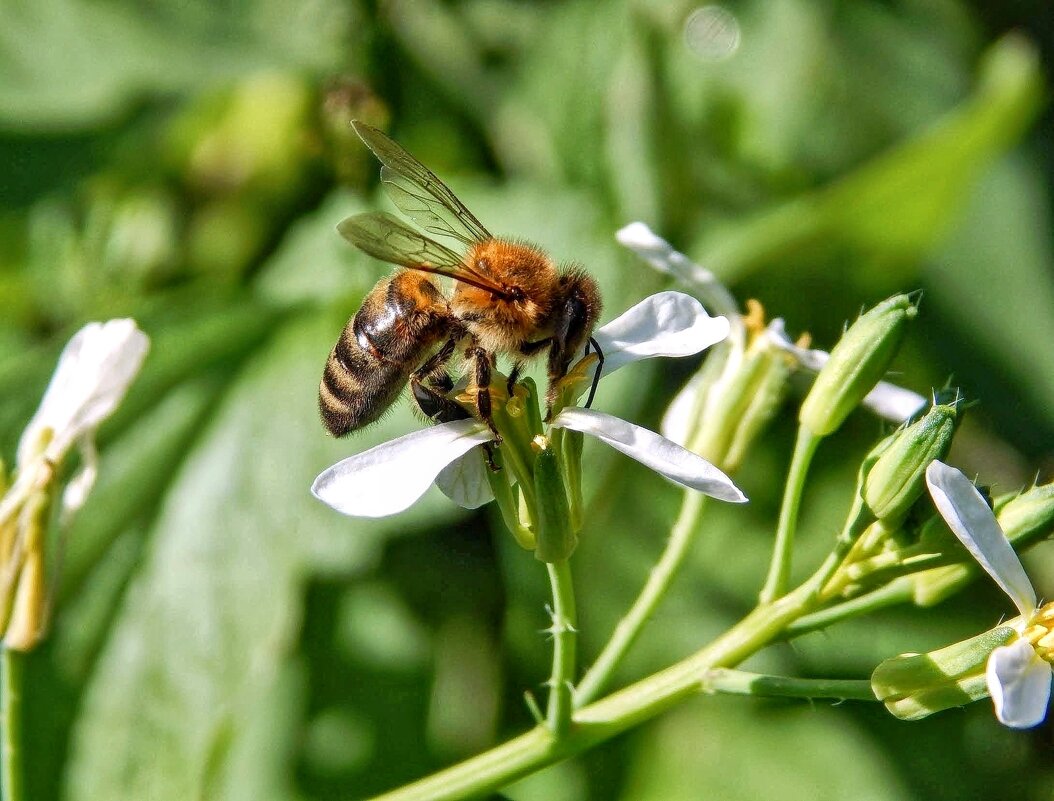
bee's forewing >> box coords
[338,212,464,268]
[353,121,492,247]
[338,212,508,296]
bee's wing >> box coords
[353,121,492,247]
[338,212,509,296]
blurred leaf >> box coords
[924,156,1054,445]
[619,698,911,801]
[494,0,627,182]
[698,34,1043,281]
[0,0,354,129]
[58,381,218,606]
[63,312,467,801]
[255,190,374,308]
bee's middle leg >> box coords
[472,347,501,442]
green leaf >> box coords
[0,0,354,129]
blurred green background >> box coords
[2,1,1053,799]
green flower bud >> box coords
[862,401,959,524]
[799,294,917,437]
[533,448,576,563]
[997,482,1054,550]
[872,626,1015,720]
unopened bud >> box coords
[863,401,959,524]
[690,325,790,472]
[533,448,576,563]
[799,295,917,437]
[872,626,1015,720]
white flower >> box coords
[312,292,746,518]
[926,460,1052,729]
[3,319,150,523]
[616,222,927,441]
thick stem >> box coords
[1,648,24,801]
[545,560,577,736]
[575,490,706,707]
[369,585,816,801]
[759,427,821,603]
[781,578,915,639]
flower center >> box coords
[1024,602,1054,664]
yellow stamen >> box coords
[743,299,767,335]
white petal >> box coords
[592,291,729,377]
[18,319,149,466]
[312,420,492,518]
[60,438,99,523]
[550,407,746,503]
[435,450,495,509]
[987,640,1052,728]
[768,319,925,424]
[660,371,708,447]
[926,461,1037,616]
[862,382,927,424]
[616,223,740,320]
[766,318,827,371]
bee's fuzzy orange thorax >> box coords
[452,239,559,352]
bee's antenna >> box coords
[584,337,604,409]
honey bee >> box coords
[319,121,603,440]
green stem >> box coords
[1,649,24,801]
[701,668,877,701]
[545,560,577,736]
[781,578,915,639]
[759,427,821,604]
[369,584,816,801]
[575,490,706,707]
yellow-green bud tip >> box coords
[800,294,917,437]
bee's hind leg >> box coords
[410,338,466,423]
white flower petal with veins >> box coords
[550,407,746,503]
[987,640,1052,729]
[926,461,1037,617]
[17,319,150,468]
[435,450,495,509]
[313,419,492,518]
[592,291,729,377]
